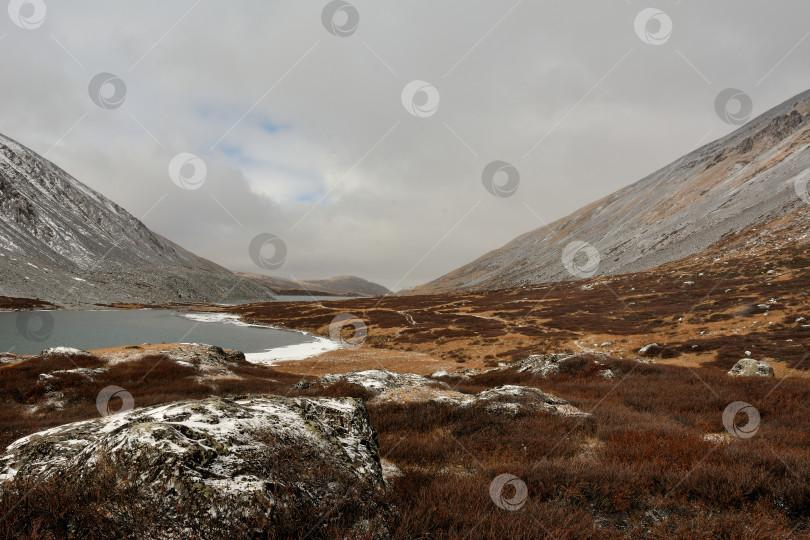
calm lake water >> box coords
[0,309,336,360]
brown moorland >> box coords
[0,296,55,311]
[1,221,809,537]
[0,348,809,537]
[219,220,810,379]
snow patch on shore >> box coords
[180,312,249,326]
[180,312,341,363]
[246,337,340,364]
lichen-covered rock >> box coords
[728,358,774,377]
[0,394,387,536]
[296,368,448,396]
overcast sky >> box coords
[2,1,809,290]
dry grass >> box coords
[210,239,810,376]
[272,354,810,538]
[0,350,305,451]
[3,237,810,536]
[276,347,455,377]
[0,297,55,311]
[373,358,810,538]
[2,348,810,537]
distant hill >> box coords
[236,273,391,297]
[414,89,810,293]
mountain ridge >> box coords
[235,272,391,297]
[413,89,810,293]
[0,133,274,306]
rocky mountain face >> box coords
[0,133,275,305]
[236,272,391,297]
[415,90,810,293]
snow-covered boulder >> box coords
[638,343,662,357]
[370,384,589,418]
[165,343,246,368]
[728,358,774,377]
[506,352,615,378]
[0,394,387,536]
[103,343,245,369]
[0,353,21,365]
[598,369,616,379]
[466,385,590,417]
[296,368,448,396]
[43,367,110,379]
[40,346,93,359]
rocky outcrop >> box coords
[598,369,616,379]
[463,385,590,417]
[34,343,248,377]
[368,385,468,405]
[368,383,589,418]
[301,369,589,418]
[728,358,774,377]
[508,353,573,376]
[296,368,448,395]
[40,346,94,359]
[106,343,245,369]
[0,352,20,364]
[638,343,662,357]
[0,394,387,537]
[506,352,614,378]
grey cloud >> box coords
[1,0,809,290]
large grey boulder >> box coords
[0,394,387,537]
[728,358,774,377]
[638,343,662,357]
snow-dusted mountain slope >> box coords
[415,89,810,293]
[0,133,274,305]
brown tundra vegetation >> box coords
[0,349,809,537]
[0,236,809,538]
